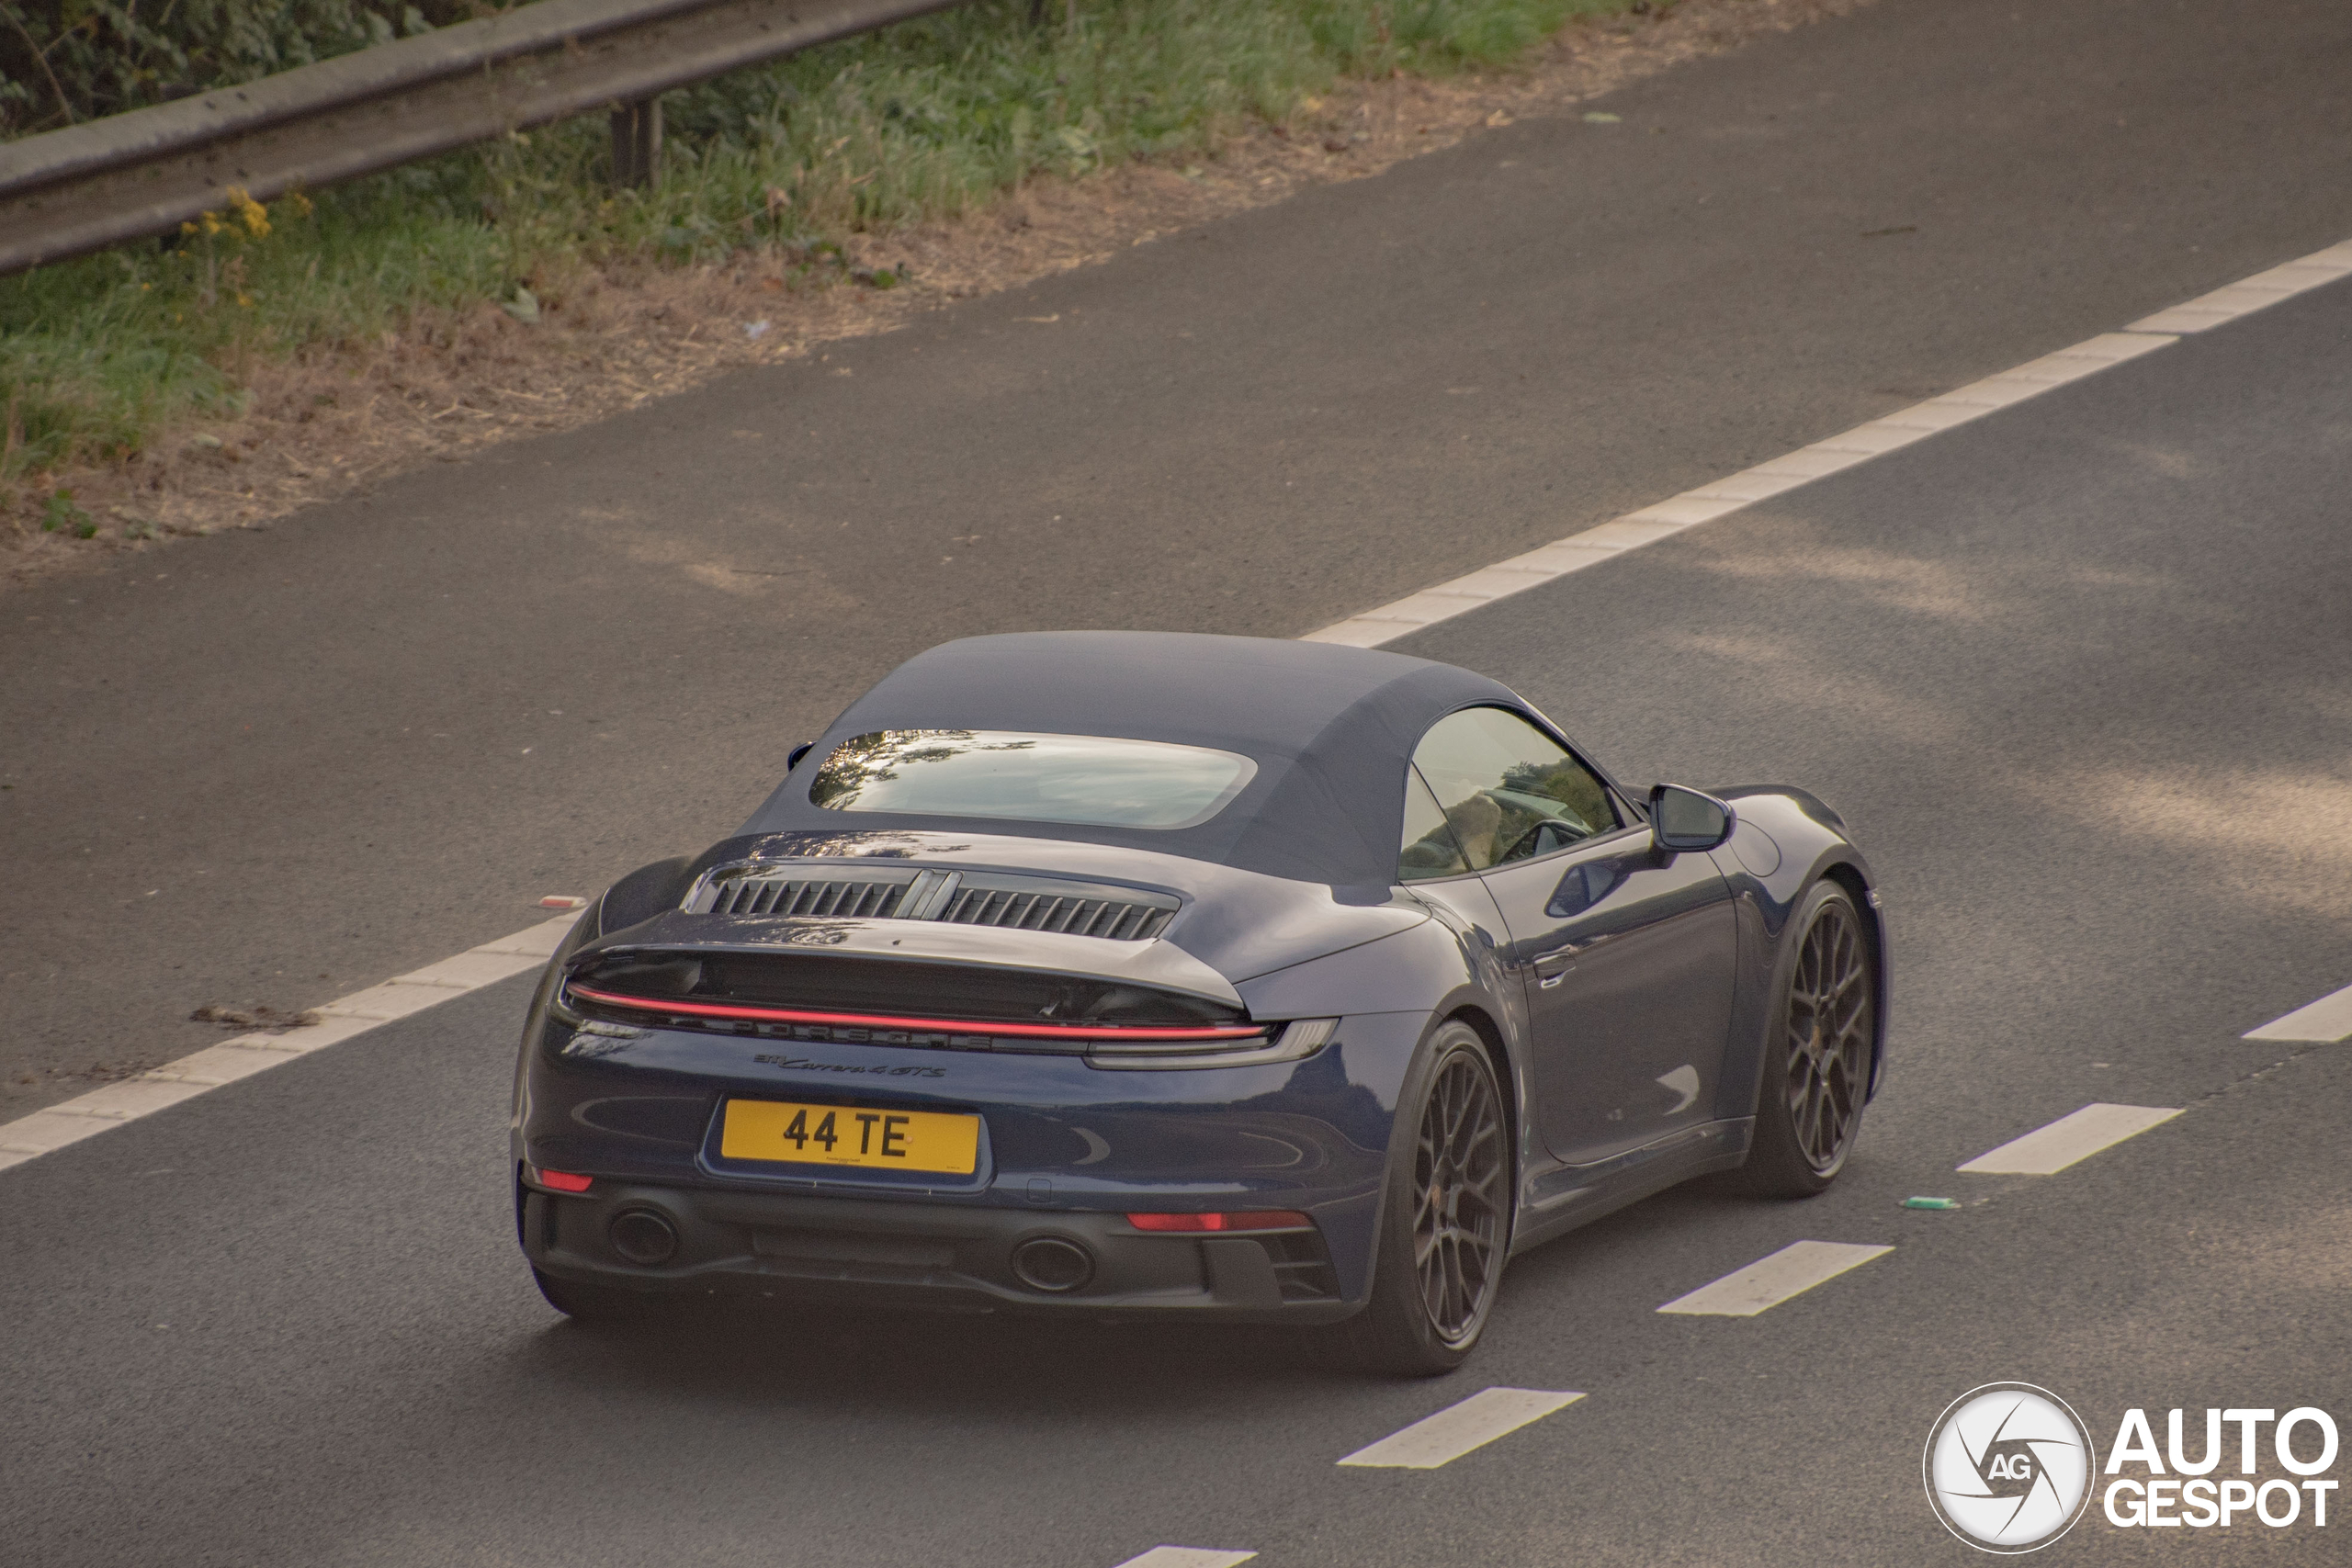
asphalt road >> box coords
[8,0,2352,1110]
[7,152,2352,1568]
[6,0,2352,1562]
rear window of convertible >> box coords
[808,730,1258,829]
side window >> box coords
[1410,707,1621,872]
[1398,766,1470,881]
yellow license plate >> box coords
[719,1099,980,1174]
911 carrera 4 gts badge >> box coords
[754,1053,947,1078]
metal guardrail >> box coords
[0,0,963,276]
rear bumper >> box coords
[520,1176,1361,1324]
[512,1003,1439,1315]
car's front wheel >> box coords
[1736,880,1876,1196]
[1341,1020,1510,1375]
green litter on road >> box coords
[1903,1196,1962,1211]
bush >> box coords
[0,2,495,135]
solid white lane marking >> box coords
[1955,1102,2183,1176]
[0,913,577,1172]
[2244,982,2352,1043]
[1656,1240,1892,1317]
[1303,233,2352,650]
[10,241,2352,1179]
[1300,331,2175,648]
[1336,1386,1585,1469]
[2128,242,2352,333]
[1111,1551,1256,1568]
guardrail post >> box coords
[610,96,662,189]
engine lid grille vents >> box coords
[687,865,1178,942]
[706,875,907,920]
[937,885,1170,942]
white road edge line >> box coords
[1336,1386,1585,1469]
[1110,1550,1256,1568]
[0,912,579,1174]
[2244,982,2352,1043]
[1304,235,2352,650]
[5,238,2349,1177]
[1956,1102,2183,1176]
[1656,1240,1893,1317]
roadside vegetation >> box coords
[1,0,1642,528]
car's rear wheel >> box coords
[1341,1021,1510,1375]
[1737,880,1875,1196]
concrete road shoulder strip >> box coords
[0,913,575,1173]
[1336,1387,1586,1469]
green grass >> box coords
[0,0,1636,502]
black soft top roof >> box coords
[739,631,1532,888]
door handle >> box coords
[1534,932,1611,987]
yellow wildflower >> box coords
[226,186,271,239]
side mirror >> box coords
[1650,784,1734,852]
[786,741,814,770]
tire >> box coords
[1339,1021,1512,1376]
[1736,880,1877,1197]
[532,1267,659,1328]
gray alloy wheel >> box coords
[1340,1021,1510,1375]
[1737,881,1876,1197]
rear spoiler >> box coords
[569,908,1246,1010]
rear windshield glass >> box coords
[808,730,1258,829]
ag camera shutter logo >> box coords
[1923,1383,2098,1552]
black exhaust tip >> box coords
[1010,1235,1093,1292]
[608,1207,680,1267]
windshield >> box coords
[808,729,1258,829]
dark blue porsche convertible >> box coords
[513,632,1888,1372]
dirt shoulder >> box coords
[2,0,1862,591]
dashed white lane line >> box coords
[1111,1550,1255,1568]
[0,913,577,1174]
[1655,1240,1893,1317]
[1335,1387,1585,1469]
[1954,1102,2183,1176]
[1304,234,2352,650]
[2244,981,2352,1043]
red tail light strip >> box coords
[1126,1211,1311,1233]
[565,985,1265,1042]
